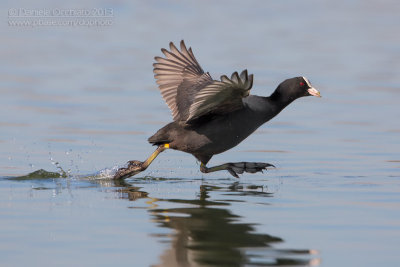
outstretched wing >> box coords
[153,41,213,121]
[187,70,253,122]
[153,41,254,124]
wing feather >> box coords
[186,69,254,123]
[154,41,254,124]
[154,40,212,121]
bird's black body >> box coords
[113,41,320,179]
[149,95,288,164]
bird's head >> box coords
[271,76,321,103]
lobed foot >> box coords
[201,161,275,178]
[224,162,275,178]
[113,160,144,179]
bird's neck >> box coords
[259,92,294,123]
[269,89,295,108]
[243,95,289,125]
[266,89,296,115]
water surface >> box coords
[1,0,399,266]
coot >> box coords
[114,41,320,179]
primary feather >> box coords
[153,40,254,124]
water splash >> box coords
[83,164,125,180]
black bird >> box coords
[114,41,321,179]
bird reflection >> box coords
[112,178,149,201]
[10,170,319,266]
[112,179,318,266]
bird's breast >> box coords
[187,108,264,155]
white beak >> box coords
[307,87,321,97]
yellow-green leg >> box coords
[114,144,169,179]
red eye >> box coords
[300,82,304,86]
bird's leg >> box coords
[113,144,169,179]
[200,162,274,178]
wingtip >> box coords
[220,75,230,83]
[180,40,189,54]
[154,56,164,65]
[169,41,179,52]
[240,69,248,81]
[180,40,186,49]
[161,48,168,56]
[231,72,240,83]
[247,74,254,89]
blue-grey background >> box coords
[1,0,399,266]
